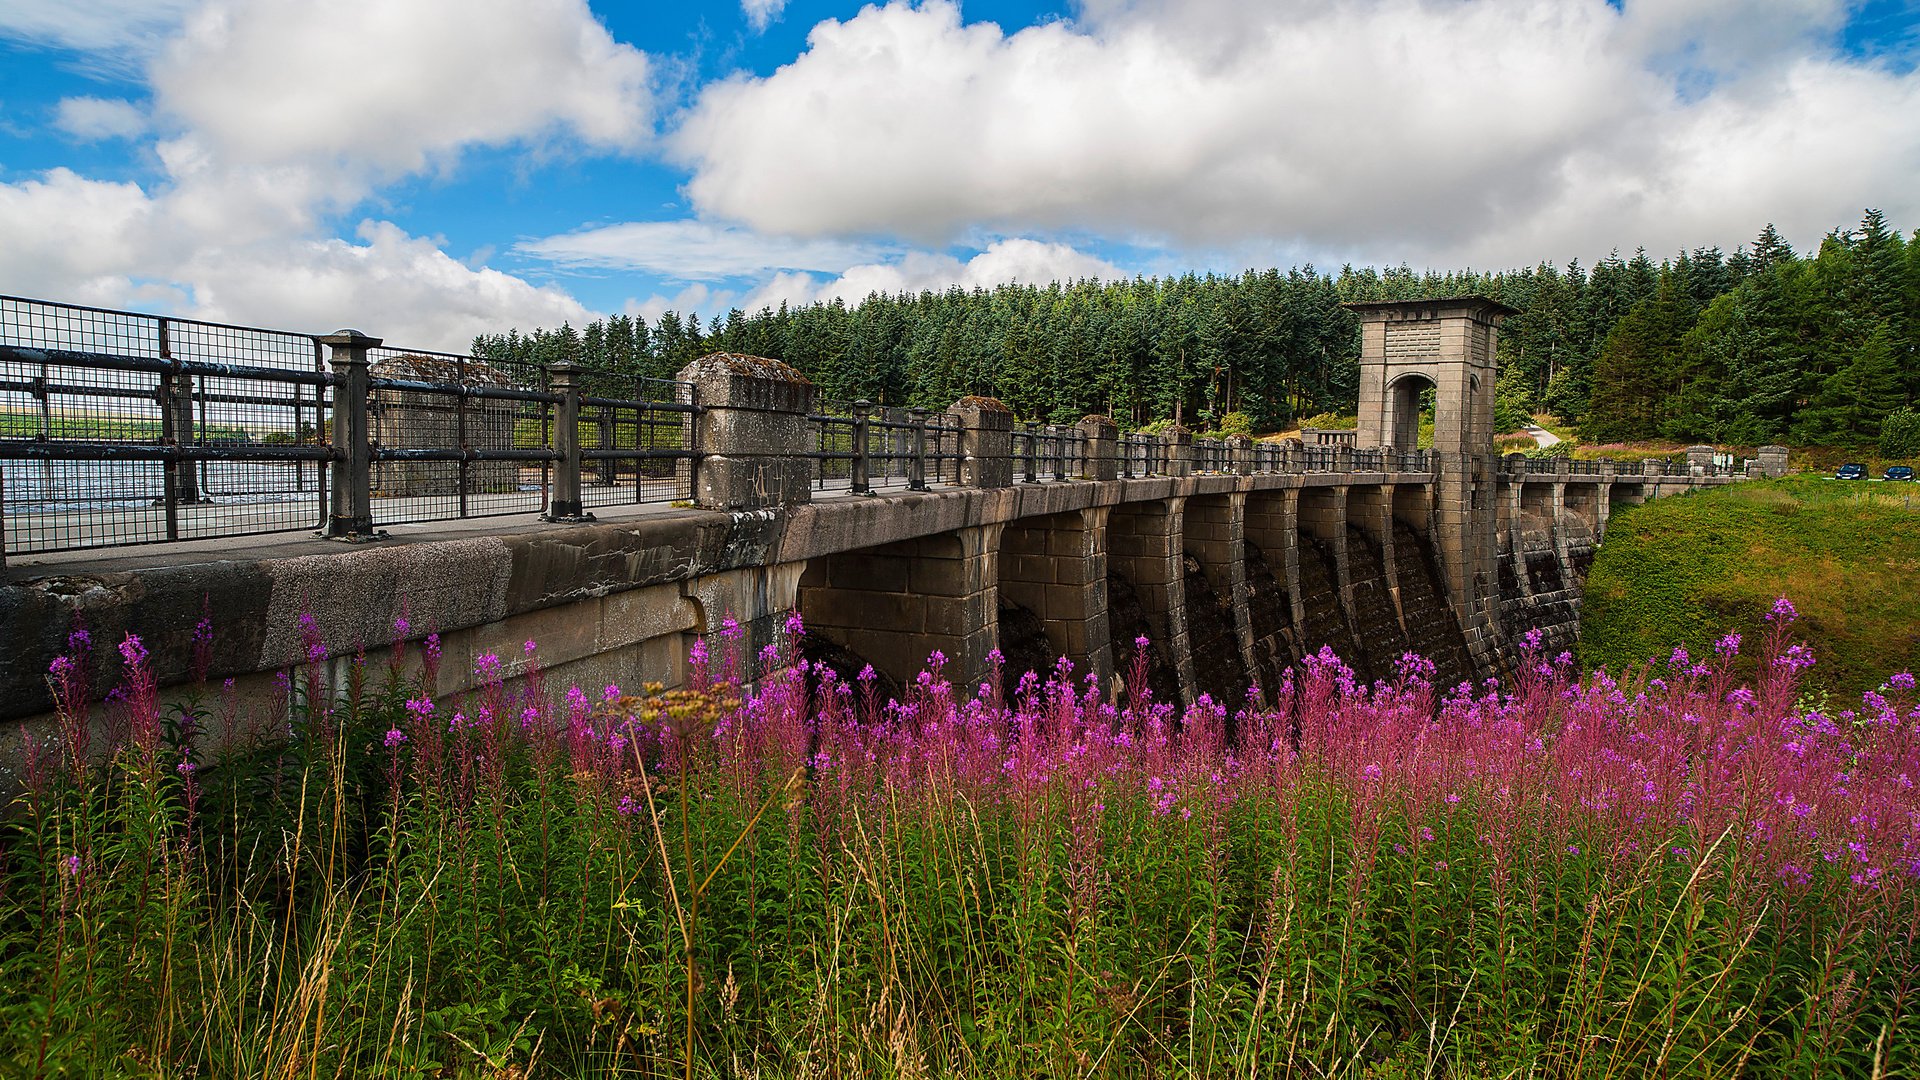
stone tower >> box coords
[1347,297,1516,675]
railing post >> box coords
[851,399,874,494]
[1023,421,1039,484]
[318,330,381,540]
[909,406,929,490]
[543,362,592,522]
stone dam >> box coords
[0,298,1773,774]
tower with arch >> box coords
[1346,296,1517,668]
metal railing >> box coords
[808,401,965,495]
[0,295,698,556]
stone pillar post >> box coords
[1333,444,1355,473]
[678,352,815,510]
[947,396,1013,488]
[1642,459,1665,478]
[1686,445,1714,476]
[1226,434,1254,476]
[543,363,593,522]
[1162,426,1193,477]
[1078,415,1119,481]
[1758,445,1789,478]
[319,330,380,540]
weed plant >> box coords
[3,603,1917,1077]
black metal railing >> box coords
[808,402,966,495]
[0,295,699,555]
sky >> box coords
[1,0,1917,352]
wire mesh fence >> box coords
[0,295,331,554]
[579,372,697,509]
[364,346,556,526]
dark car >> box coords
[1886,465,1915,482]
[1836,463,1867,480]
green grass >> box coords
[1580,474,1920,695]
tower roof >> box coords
[1341,295,1519,319]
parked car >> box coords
[1886,465,1915,482]
[1835,463,1867,480]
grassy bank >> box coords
[1580,474,1920,696]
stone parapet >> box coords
[679,352,816,510]
[949,396,1014,488]
[1079,415,1119,481]
[1161,425,1193,477]
[1758,445,1789,478]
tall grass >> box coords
[3,604,1916,1077]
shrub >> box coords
[1880,406,1920,459]
[1297,411,1356,430]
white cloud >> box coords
[52,96,146,140]
[0,167,592,349]
[152,0,652,184]
[626,283,732,326]
[746,238,1127,309]
[672,0,1920,269]
[0,0,663,349]
[519,220,885,279]
[742,0,787,32]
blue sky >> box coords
[2,0,1917,350]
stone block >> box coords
[601,582,701,649]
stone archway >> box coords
[1386,371,1435,451]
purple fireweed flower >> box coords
[175,758,195,776]
[617,794,639,816]
[986,648,1004,666]
[721,615,742,640]
[424,633,442,663]
[1716,632,1742,657]
[394,616,411,637]
[475,653,503,682]
[67,625,92,654]
[1767,596,1798,623]
[602,684,621,702]
[523,639,537,656]
[1889,672,1915,691]
[784,610,805,638]
[118,634,148,668]
[384,728,407,748]
[858,665,876,683]
[63,854,81,877]
[1521,628,1544,653]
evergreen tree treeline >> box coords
[475,210,1920,446]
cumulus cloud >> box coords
[518,220,885,279]
[52,96,146,140]
[0,166,592,348]
[0,0,659,348]
[152,0,652,183]
[671,0,1920,268]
